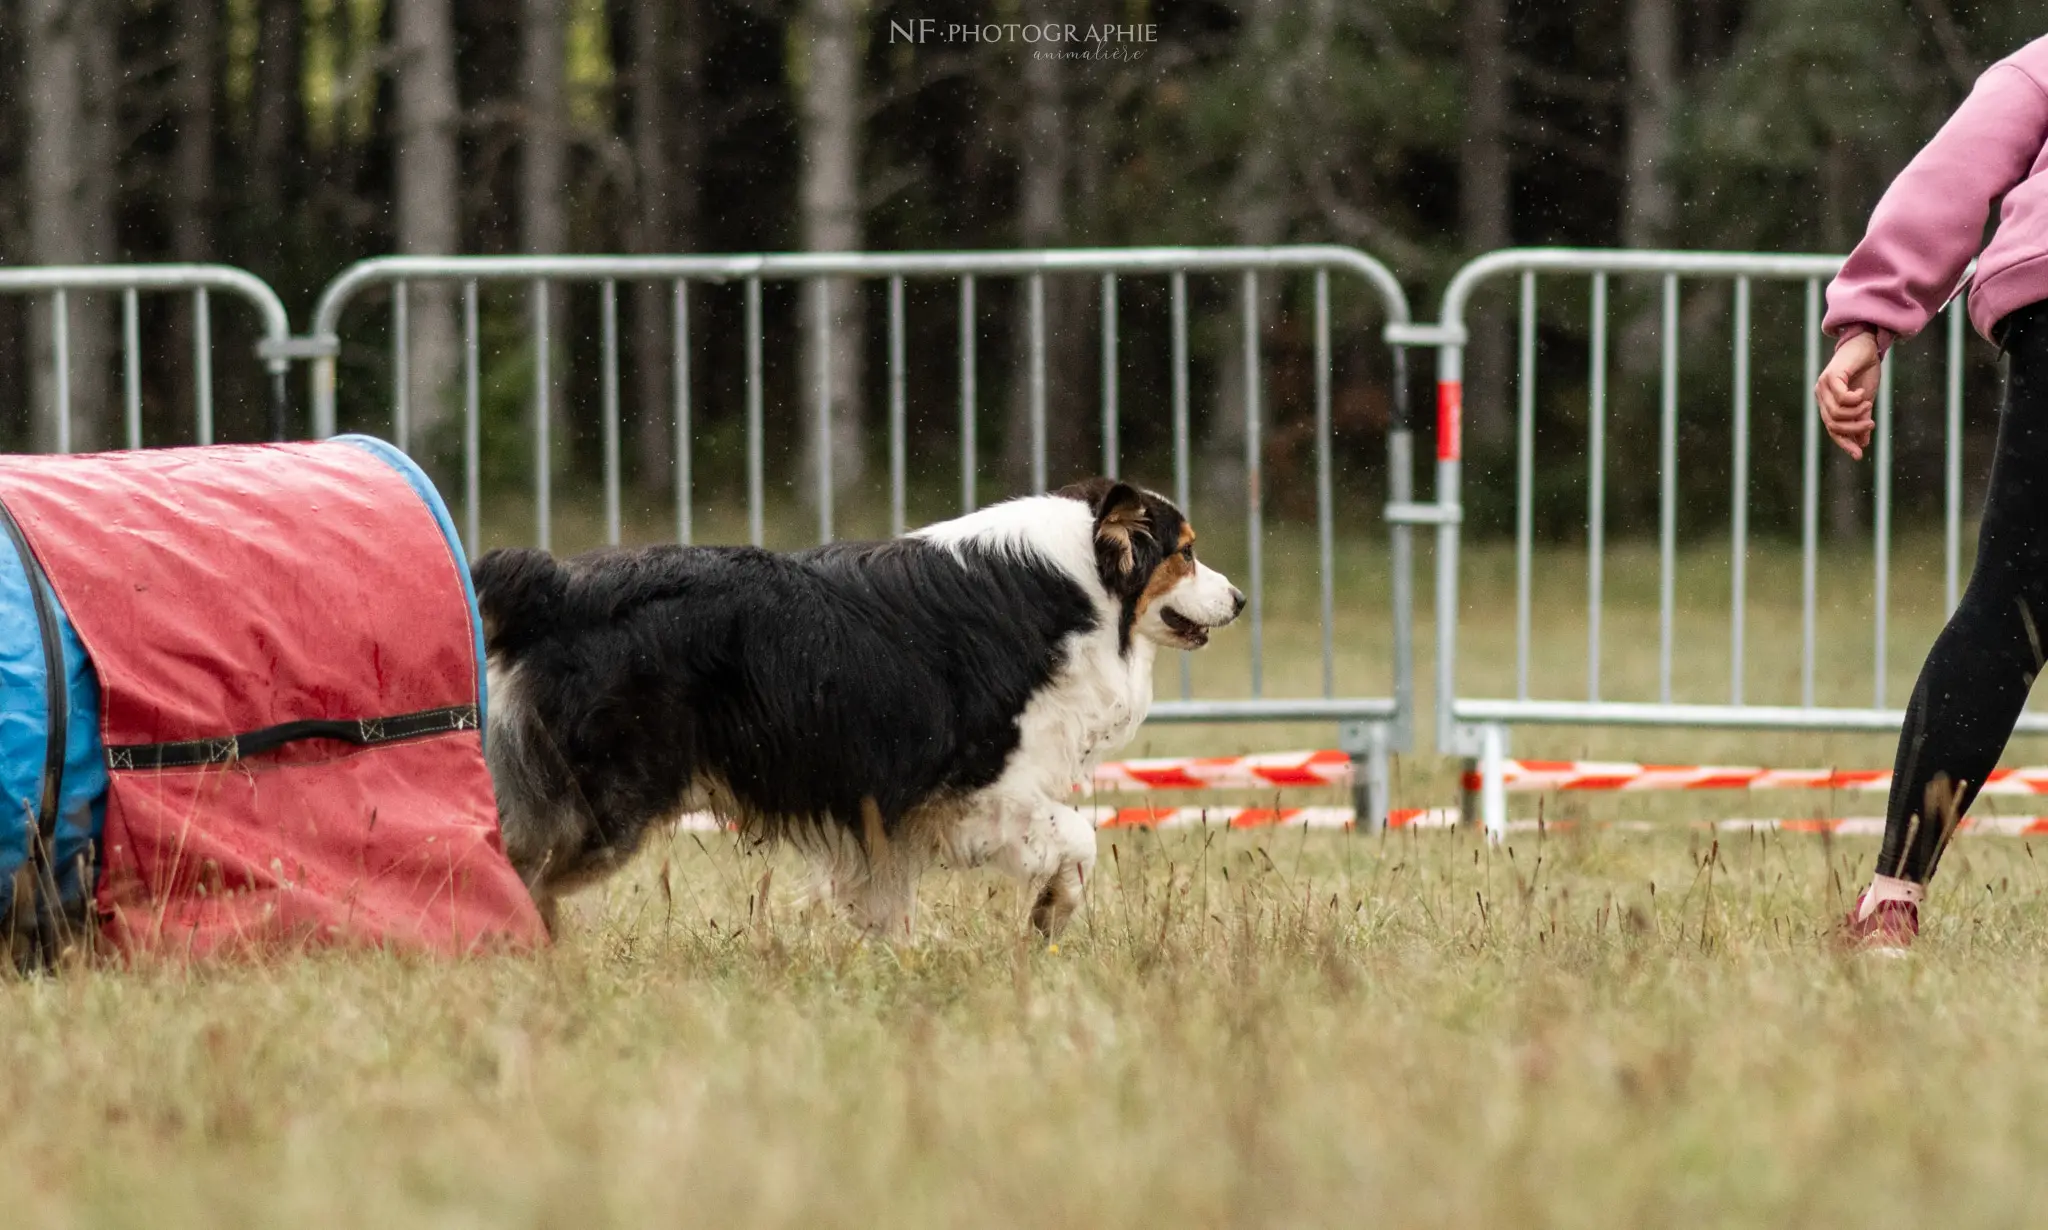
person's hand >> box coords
[1816,331,1882,460]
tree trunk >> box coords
[24,0,117,454]
[630,0,705,498]
[172,0,217,441]
[394,0,462,451]
[173,0,215,262]
[249,0,303,270]
[522,0,568,258]
[1616,0,1678,510]
[627,0,672,495]
[1002,0,1086,491]
[793,0,867,504]
[1205,0,1288,508]
[1460,0,1513,453]
[1621,0,1676,249]
[522,0,569,472]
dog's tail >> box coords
[472,547,571,658]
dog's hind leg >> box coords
[848,799,923,942]
[795,800,923,942]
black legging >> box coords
[1882,300,2048,883]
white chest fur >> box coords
[1008,628,1158,799]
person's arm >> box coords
[1818,62,2048,459]
[1824,63,2048,348]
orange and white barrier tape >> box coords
[1487,816,2048,836]
[658,752,2048,837]
[1458,759,2048,795]
[1092,750,2048,797]
[669,805,1457,833]
[668,807,2048,836]
[1088,805,1460,831]
[1088,748,1355,792]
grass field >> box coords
[11,511,2048,1227]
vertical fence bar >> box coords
[1657,275,1679,705]
[463,280,480,553]
[1433,338,1464,757]
[1172,273,1192,512]
[889,276,907,537]
[1388,332,1415,751]
[194,288,214,446]
[1587,274,1608,702]
[960,277,977,513]
[53,290,70,455]
[1514,272,1536,701]
[267,364,289,443]
[1029,274,1048,493]
[1801,281,1821,707]
[1243,270,1264,698]
[1730,277,1751,705]
[814,280,834,543]
[1101,274,1120,479]
[532,279,552,552]
[1874,355,1894,708]
[121,288,141,451]
[674,281,692,545]
[313,350,335,439]
[1946,297,1965,613]
[746,277,764,547]
[392,281,409,452]
[1173,271,1192,700]
[1314,269,1335,698]
[602,279,622,546]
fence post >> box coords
[1479,724,1508,842]
[1435,331,1465,764]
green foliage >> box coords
[3,0,2041,537]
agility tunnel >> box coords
[0,436,545,963]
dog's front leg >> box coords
[981,798,1096,939]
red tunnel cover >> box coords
[0,443,546,958]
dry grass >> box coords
[11,513,2048,1227]
[11,827,2048,1228]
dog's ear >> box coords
[1093,482,1149,575]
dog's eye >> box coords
[1180,545,1195,561]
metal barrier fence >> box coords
[303,247,1421,825]
[1420,248,2004,837]
[0,265,294,449]
[5,244,2007,843]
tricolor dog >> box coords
[472,478,1243,939]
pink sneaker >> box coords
[1841,894,1918,955]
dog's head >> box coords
[1057,478,1244,650]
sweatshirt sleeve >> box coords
[1824,63,2048,348]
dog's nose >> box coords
[1229,588,1247,619]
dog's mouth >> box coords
[1161,607,1210,648]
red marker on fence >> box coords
[1436,380,1462,462]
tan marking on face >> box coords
[1135,520,1198,621]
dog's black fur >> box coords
[474,479,1192,922]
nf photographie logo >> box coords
[889,19,1158,58]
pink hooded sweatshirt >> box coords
[1825,36,2048,350]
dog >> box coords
[471,478,1243,939]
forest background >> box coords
[0,0,2037,539]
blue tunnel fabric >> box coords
[0,523,106,925]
